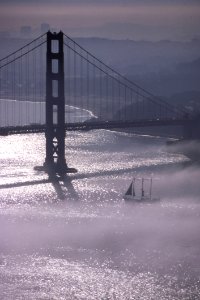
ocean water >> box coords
[0,130,200,299]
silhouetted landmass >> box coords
[128,57,200,98]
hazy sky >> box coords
[0,0,200,40]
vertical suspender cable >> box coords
[5,58,8,126]
[27,48,30,125]
[124,87,127,121]
[99,63,102,120]
[74,42,76,122]
[0,61,1,127]
[93,57,95,118]
[111,77,114,121]
[19,49,21,125]
[33,43,36,123]
[80,51,83,117]
[136,88,139,120]
[118,82,121,121]
[11,54,14,126]
[106,71,108,120]
[86,52,89,117]
[39,42,42,124]
[68,47,71,122]
[25,48,28,125]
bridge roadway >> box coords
[0,118,191,136]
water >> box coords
[0,99,96,126]
[0,130,200,299]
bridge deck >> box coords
[0,119,191,136]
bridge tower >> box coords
[44,31,76,174]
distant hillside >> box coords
[74,38,200,98]
[74,37,200,75]
[177,57,200,72]
[127,56,200,98]
[169,91,200,113]
[0,36,199,102]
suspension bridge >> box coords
[0,31,199,173]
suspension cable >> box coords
[0,41,46,70]
[64,33,186,116]
[64,41,178,115]
[0,33,46,63]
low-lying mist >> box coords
[0,164,200,281]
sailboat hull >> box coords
[123,195,160,203]
[123,195,143,202]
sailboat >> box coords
[123,178,160,202]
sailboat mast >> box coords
[150,178,152,200]
[132,178,135,196]
[141,178,144,198]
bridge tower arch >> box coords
[44,31,76,174]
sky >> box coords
[0,0,200,41]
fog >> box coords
[1,160,200,275]
[0,130,200,298]
[1,2,200,42]
[0,0,200,297]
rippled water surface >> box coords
[0,130,200,299]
